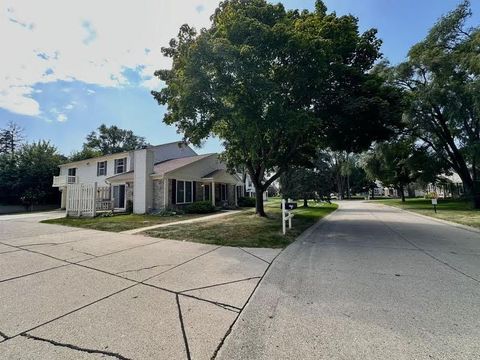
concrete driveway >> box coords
[0,212,281,359]
[217,201,480,360]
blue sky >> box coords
[1,0,479,156]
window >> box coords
[221,184,227,201]
[114,158,126,174]
[176,180,193,204]
[67,168,76,183]
[97,161,107,176]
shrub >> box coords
[238,196,256,207]
[185,201,216,214]
[126,200,133,213]
[424,192,438,200]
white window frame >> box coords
[176,180,194,204]
[112,183,126,210]
[114,158,126,174]
[97,161,107,176]
[67,168,76,176]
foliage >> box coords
[238,196,256,207]
[152,0,403,216]
[0,122,24,155]
[362,138,442,202]
[126,200,133,214]
[82,124,148,156]
[69,147,103,162]
[392,0,480,207]
[185,200,216,214]
[0,141,64,205]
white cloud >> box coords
[0,0,220,116]
[57,113,67,122]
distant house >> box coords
[244,174,269,201]
[53,142,243,214]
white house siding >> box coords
[59,153,133,187]
[133,149,154,214]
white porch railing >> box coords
[53,175,77,187]
[66,183,113,217]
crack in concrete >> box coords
[210,249,284,359]
[179,276,261,294]
[0,329,10,341]
[238,248,270,264]
[21,333,132,359]
[21,242,60,247]
[175,294,192,360]
[116,263,174,275]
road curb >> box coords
[377,203,480,235]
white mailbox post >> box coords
[282,199,295,235]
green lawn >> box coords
[143,201,338,248]
[371,198,480,229]
[42,213,208,232]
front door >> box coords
[113,184,126,209]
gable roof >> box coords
[58,141,195,167]
[153,154,215,176]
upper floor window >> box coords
[114,158,127,174]
[97,161,107,176]
[67,168,76,184]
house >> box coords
[244,174,269,201]
[53,142,243,215]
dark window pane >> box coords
[185,181,192,203]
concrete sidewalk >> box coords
[217,201,480,360]
[0,214,281,359]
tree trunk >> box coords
[399,185,406,202]
[346,173,351,199]
[303,196,308,208]
[463,181,480,209]
[371,187,375,199]
[255,188,266,217]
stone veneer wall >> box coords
[152,180,165,210]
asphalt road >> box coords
[217,201,480,360]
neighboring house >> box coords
[53,141,243,214]
[244,174,269,201]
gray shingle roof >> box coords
[153,154,214,176]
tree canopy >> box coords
[393,0,480,207]
[153,0,403,216]
[81,124,148,157]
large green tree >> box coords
[153,0,402,216]
[83,124,148,156]
[394,1,480,207]
[362,138,443,202]
[0,141,64,206]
